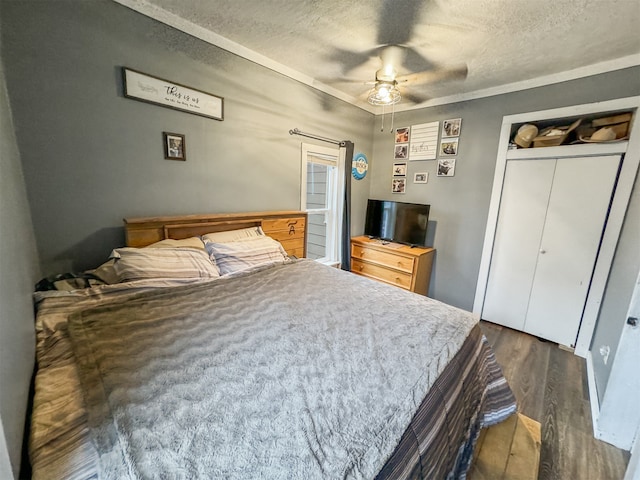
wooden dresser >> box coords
[350,236,435,295]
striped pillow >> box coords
[205,236,289,275]
[111,247,220,282]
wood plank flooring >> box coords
[470,413,541,480]
[480,321,630,480]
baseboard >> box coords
[586,352,603,440]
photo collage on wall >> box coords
[392,127,408,193]
[438,118,461,177]
[392,119,462,190]
[392,126,430,193]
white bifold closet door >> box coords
[482,155,621,347]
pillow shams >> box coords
[202,226,264,244]
[111,247,220,282]
[205,236,288,275]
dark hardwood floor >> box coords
[480,321,630,480]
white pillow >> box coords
[202,226,264,244]
[146,236,205,249]
[204,236,288,275]
[111,247,220,282]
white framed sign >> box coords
[409,121,439,160]
[123,68,224,121]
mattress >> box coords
[30,260,515,479]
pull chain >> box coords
[390,102,395,133]
[379,103,397,134]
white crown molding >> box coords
[113,0,639,116]
[393,54,640,113]
[112,0,377,113]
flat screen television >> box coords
[364,199,430,247]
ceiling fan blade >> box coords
[329,47,376,75]
[318,76,375,86]
[376,0,425,46]
[400,90,430,104]
[396,65,468,85]
[402,47,437,75]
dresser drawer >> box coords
[351,259,412,290]
[351,245,414,273]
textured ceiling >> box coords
[118,0,640,112]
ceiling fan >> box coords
[331,0,468,106]
[365,46,468,105]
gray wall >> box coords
[0,17,40,477]
[369,67,640,311]
[1,0,373,276]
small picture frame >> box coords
[437,158,456,177]
[392,177,406,193]
[163,132,186,161]
[394,143,409,159]
[393,162,407,176]
[442,118,462,137]
[414,172,429,184]
[395,127,410,143]
[439,138,458,156]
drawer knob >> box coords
[359,265,364,272]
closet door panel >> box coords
[524,155,621,345]
[482,159,555,330]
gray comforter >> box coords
[67,260,478,479]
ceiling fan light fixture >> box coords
[368,81,401,106]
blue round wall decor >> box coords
[352,153,368,180]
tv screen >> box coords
[364,199,430,247]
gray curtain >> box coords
[341,141,354,271]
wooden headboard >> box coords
[124,210,308,258]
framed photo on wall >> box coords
[395,127,410,143]
[439,138,458,156]
[163,132,186,161]
[414,172,428,183]
[393,162,407,176]
[442,118,462,137]
[392,177,406,193]
[437,158,456,177]
[394,143,409,159]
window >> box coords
[300,143,344,264]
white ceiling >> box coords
[116,0,640,113]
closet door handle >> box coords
[539,249,546,254]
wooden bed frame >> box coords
[124,210,308,258]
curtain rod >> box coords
[289,128,345,146]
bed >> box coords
[29,211,516,479]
